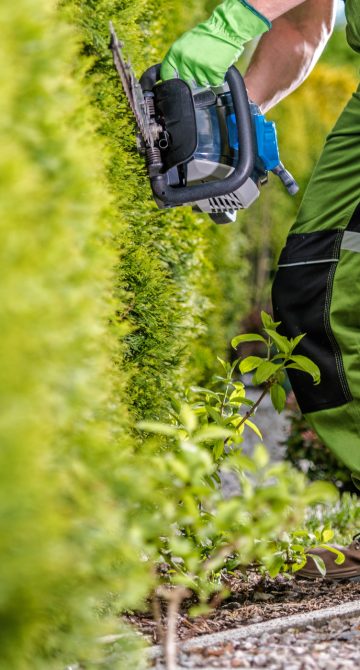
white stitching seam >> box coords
[278,259,338,267]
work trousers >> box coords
[272,83,360,476]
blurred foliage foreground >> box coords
[0,0,359,668]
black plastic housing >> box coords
[139,66,255,207]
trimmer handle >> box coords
[140,66,255,207]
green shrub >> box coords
[62,0,256,418]
[137,315,336,602]
[0,1,152,667]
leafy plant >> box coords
[305,492,360,546]
[185,311,320,466]
[136,315,335,668]
[264,527,345,579]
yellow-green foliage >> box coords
[1,0,250,665]
[62,0,253,416]
[0,1,152,667]
[0,0,253,664]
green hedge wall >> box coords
[0,1,153,667]
[1,0,254,665]
[63,0,251,418]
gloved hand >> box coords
[160,0,271,87]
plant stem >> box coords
[236,381,271,430]
[156,586,190,670]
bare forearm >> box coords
[244,0,336,112]
[250,0,306,21]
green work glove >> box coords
[160,0,271,87]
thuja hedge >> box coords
[1,0,252,666]
[0,1,153,667]
[62,0,252,418]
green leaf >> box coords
[180,405,197,433]
[226,452,256,472]
[270,384,286,413]
[261,311,281,330]
[291,557,307,573]
[302,481,338,504]
[230,358,242,377]
[321,529,334,543]
[290,333,306,351]
[136,421,178,436]
[267,555,284,579]
[213,441,225,461]
[245,419,263,440]
[231,333,267,349]
[290,544,306,553]
[307,553,326,577]
[335,552,346,566]
[253,443,269,468]
[287,355,321,384]
[229,395,254,407]
[239,356,263,375]
[190,386,221,399]
[231,381,245,393]
[189,604,211,618]
[206,406,222,424]
[193,426,232,443]
[217,356,230,374]
[264,329,290,354]
[277,371,286,385]
[319,545,345,565]
[170,397,182,414]
[252,361,281,385]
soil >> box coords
[125,572,360,645]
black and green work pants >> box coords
[272,78,360,475]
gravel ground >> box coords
[153,614,360,669]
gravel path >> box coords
[130,574,360,645]
[151,605,360,669]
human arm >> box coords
[244,0,337,112]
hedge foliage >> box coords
[1,0,250,666]
[0,1,154,667]
[62,0,255,418]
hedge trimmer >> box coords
[109,23,298,224]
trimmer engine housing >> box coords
[110,24,298,224]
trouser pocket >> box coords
[272,229,352,414]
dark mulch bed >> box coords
[125,573,360,644]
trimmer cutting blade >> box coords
[109,22,154,147]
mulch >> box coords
[125,572,360,645]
